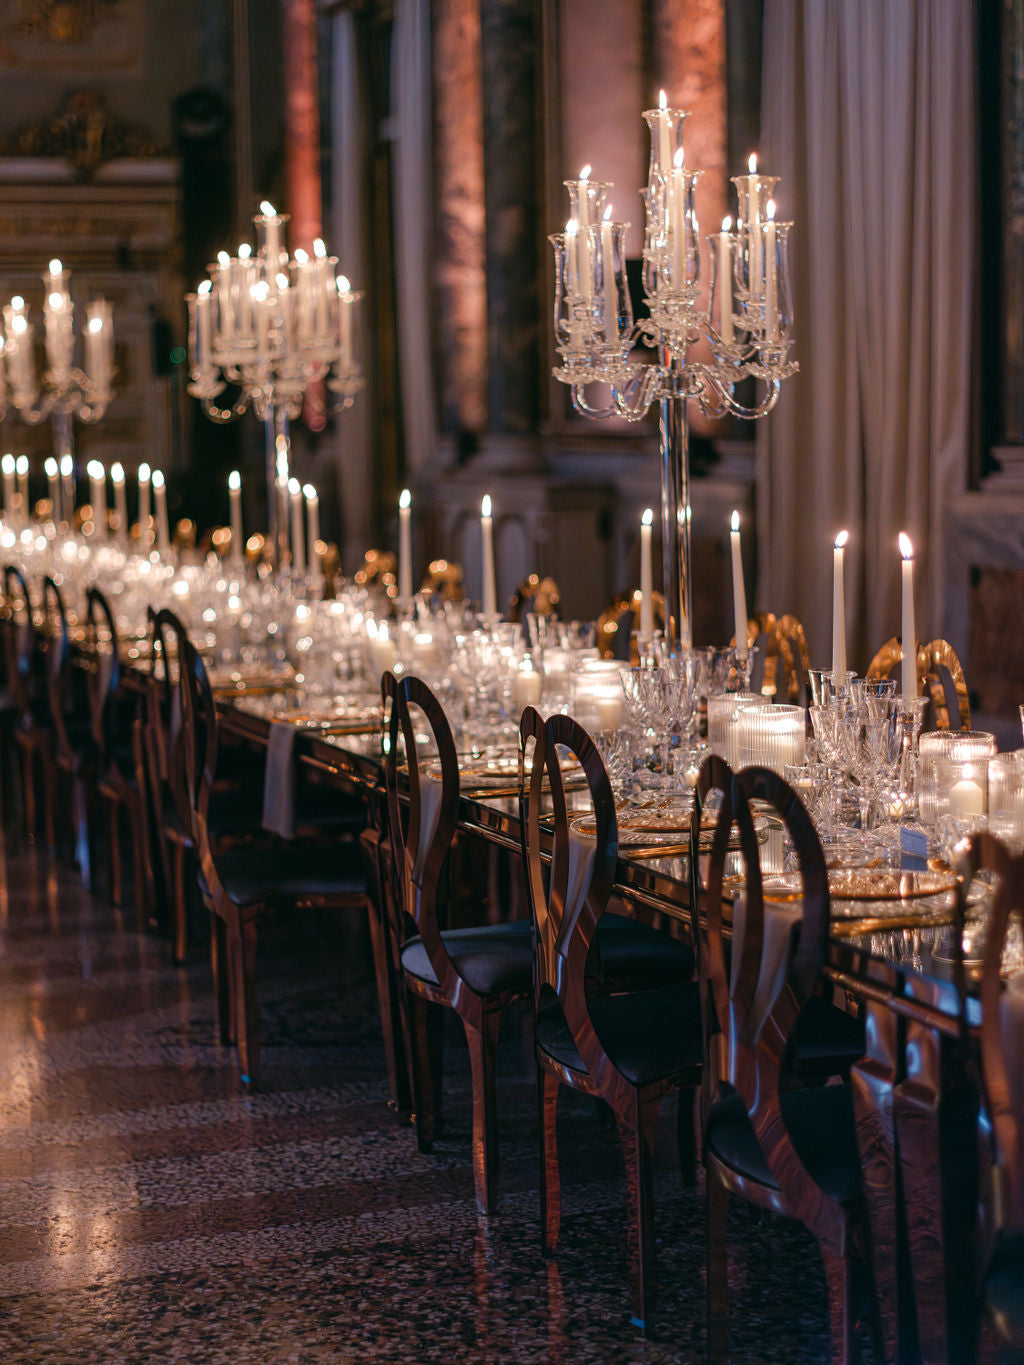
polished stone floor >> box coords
[0,838,863,1363]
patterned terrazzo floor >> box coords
[0,838,872,1363]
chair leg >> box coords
[819,1240,859,1365]
[107,797,123,906]
[71,773,94,889]
[538,1065,561,1256]
[129,796,150,929]
[464,1009,502,1215]
[707,1171,730,1364]
[42,753,57,855]
[617,1098,659,1335]
[409,993,445,1152]
[210,914,233,1044]
[677,1083,698,1186]
[234,915,261,1089]
[172,842,188,965]
[20,743,36,843]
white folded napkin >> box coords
[262,719,298,839]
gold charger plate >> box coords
[763,867,958,904]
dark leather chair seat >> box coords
[793,994,865,1064]
[536,983,702,1087]
[986,1231,1024,1348]
[198,843,365,907]
[402,921,533,996]
[592,914,694,988]
[706,1084,861,1205]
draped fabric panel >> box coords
[758,0,976,667]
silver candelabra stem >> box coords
[550,107,797,652]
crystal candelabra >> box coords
[549,96,797,651]
[1,259,115,526]
[186,202,364,570]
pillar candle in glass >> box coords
[730,510,748,660]
[640,507,654,638]
[481,493,497,620]
[152,470,170,556]
[289,477,305,577]
[111,462,128,544]
[832,530,848,681]
[228,470,243,565]
[899,532,917,700]
[399,488,412,600]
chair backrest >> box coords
[84,585,122,759]
[177,631,219,866]
[692,755,840,1234]
[2,564,34,713]
[381,670,469,998]
[519,707,643,1108]
[961,832,1024,1234]
[147,607,192,827]
[867,636,971,730]
[40,575,75,759]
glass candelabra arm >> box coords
[690,365,783,421]
[569,385,619,420]
[194,389,251,424]
[612,363,660,421]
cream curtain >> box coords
[758,0,976,667]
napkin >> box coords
[729,894,801,1079]
[262,719,298,839]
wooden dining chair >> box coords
[2,565,40,841]
[177,632,369,1087]
[959,833,1024,1356]
[382,669,535,1214]
[86,586,152,920]
[693,756,869,1363]
[519,706,702,1335]
[867,636,971,730]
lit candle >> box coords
[153,470,170,556]
[747,153,762,298]
[640,507,654,638]
[337,276,353,367]
[45,457,59,522]
[195,280,213,367]
[657,89,671,175]
[138,462,151,546]
[399,487,412,600]
[949,765,985,818]
[236,244,254,335]
[16,455,29,519]
[251,281,270,354]
[576,164,593,227]
[563,219,580,300]
[303,484,319,568]
[60,454,74,526]
[899,532,917,700]
[312,238,330,337]
[87,459,106,538]
[481,493,497,621]
[1,453,14,520]
[601,206,617,343]
[717,217,734,345]
[832,530,849,682]
[289,477,305,577]
[228,470,243,565]
[111,461,128,545]
[85,299,113,395]
[670,148,687,288]
[730,510,748,660]
[259,201,284,272]
[764,199,778,341]
[216,250,234,342]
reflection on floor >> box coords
[0,839,863,1363]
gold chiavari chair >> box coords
[867,637,971,730]
[596,591,665,662]
[506,573,559,623]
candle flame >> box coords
[259,200,277,217]
[111,462,124,482]
[722,215,732,233]
[899,532,914,560]
[10,315,26,334]
[275,272,289,291]
[399,488,411,510]
[15,455,27,476]
[48,259,62,276]
[302,483,317,500]
[337,275,351,294]
[228,470,240,491]
[44,457,57,476]
[673,147,685,170]
[603,204,613,222]
[288,477,301,496]
[48,292,64,310]
[293,248,308,265]
[238,243,252,260]
[564,218,578,235]
[217,250,230,267]
[1,454,13,473]
[766,199,777,221]
[10,296,24,311]
[659,89,668,110]
[197,280,212,296]
[139,462,151,482]
[250,281,268,301]
[730,510,740,532]
[152,470,165,490]
[835,529,849,549]
[86,459,104,479]
[87,315,103,333]
[579,164,591,181]
[481,494,492,518]
[642,507,653,527]
[748,152,757,174]
[60,455,73,476]
[313,238,327,258]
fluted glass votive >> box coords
[989,752,1024,851]
[918,730,997,824]
[708,691,770,769]
[737,703,806,774]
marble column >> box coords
[433,0,489,440]
[480,0,540,435]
